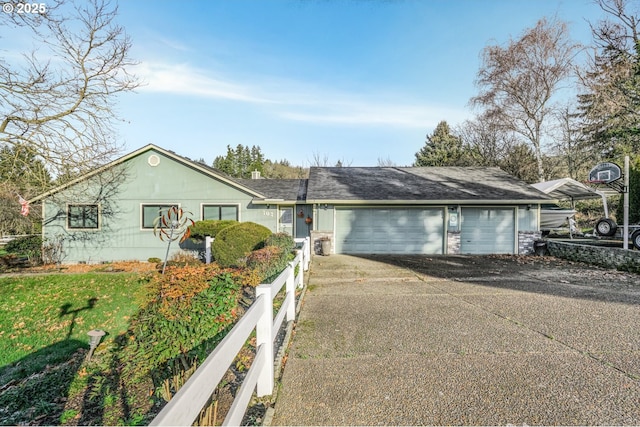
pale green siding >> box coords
[517,205,538,231]
[315,205,334,231]
[42,149,277,263]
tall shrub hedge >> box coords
[212,222,272,267]
[121,264,261,381]
[247,232,295,283]
[5,235,42,263]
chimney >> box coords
[251,170,261,179]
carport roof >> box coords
[306,166,553,204]
[531,178,603,201]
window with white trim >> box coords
[202,204,239,221]
[141,204,179,229]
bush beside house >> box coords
[247,232,295,283]
[212,222,273,267]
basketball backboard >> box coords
[588,162,622,184]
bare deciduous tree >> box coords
[0,0,139,184]
[457,116,538,182]
[552,104,593,180]
[376,156,397,167]
[590,0,639,54]
[471,17,580,182]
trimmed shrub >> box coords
[156,251,202,271]
[212,222,272,267]
[189,220,239,241]
[246,246,288,283]
[5,235,42,263]
[121,265,241,380]
[265,232,295,252]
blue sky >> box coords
[13,0,608,167]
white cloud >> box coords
[135,62,274,103]
[278,103,469,129]
[134,61,470,129]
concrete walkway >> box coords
[270,254,640,426]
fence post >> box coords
[304,237,311,271]
[286,263,296,321]
[298,254,304,290]
[205,236,213,264]
[255,284,274,397]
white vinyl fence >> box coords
[150,237,311,426]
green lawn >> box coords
[0,272,149,383]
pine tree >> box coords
[414,121,466,167]
[212,144,266,178]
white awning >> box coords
[532,178,603,201]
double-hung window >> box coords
[141,204,179,229]
[67,204,100,230]
[202,204,239,221]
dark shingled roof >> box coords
[306,167,551,203]
[236,179,305,201]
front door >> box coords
[279,206,294,235]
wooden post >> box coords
[255,284,274,396]
[205,236,213,264]
[286,263,295,321]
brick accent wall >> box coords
[447,232,460,254]
[518,231,541,255]
[547,240,640,271]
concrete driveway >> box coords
[270,254,640,426]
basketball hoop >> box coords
[588,162,625,193]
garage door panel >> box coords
[461,207,515,254]
[335,208,444,254]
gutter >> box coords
[302,199,558,206]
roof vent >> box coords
[251,170,261,179]
[148,154,160,167]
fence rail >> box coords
[150,237,310,426]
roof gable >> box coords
[31,144,266,202]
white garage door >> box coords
[460,207,515,254]
[335,207,444,254]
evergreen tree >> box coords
[615,159,640,224]
[578,0,640,159]
[212,144,265,178]
[414,121,468,166]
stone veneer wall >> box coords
[519,231,541,255]
[447,232,460,254]
[547,240,640,270]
